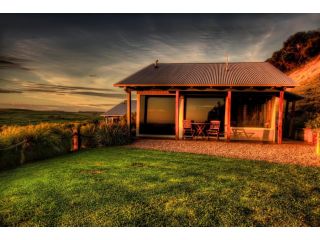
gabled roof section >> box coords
[101,100,137,117]
[114,62,297,87]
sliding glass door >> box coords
[140,96,175,135]
[185,97,225,131]
[231,94,273,128]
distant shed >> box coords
[101,100,136,123]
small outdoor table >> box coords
[192,122,209,138]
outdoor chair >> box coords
[207,120,220,140]
[183,120,195,139]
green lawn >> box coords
[0,147,319,226]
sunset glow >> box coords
[1,14,319,111]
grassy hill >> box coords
[0,109,103,125]
[287,55,320,115]
[267,30,320,127]
[267,30,320,72]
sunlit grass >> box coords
[0,109,101,126]
[0,147,319,226]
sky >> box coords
[0,14,319,112]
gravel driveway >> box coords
[129,139,320,167]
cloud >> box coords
[0,102,105,112]
[78,103,115,107]
[0,79,120,95]
[1,14,320,111]
[20,81,117,92]
[0,55,32,71]
[70,91,125,98]
[0,88,22,93]
[0,79,125,100]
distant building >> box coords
[101,100,136,123]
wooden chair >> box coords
[183,120,195,139]
[207,120,220,140]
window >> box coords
[231,94,273,128]
[185,97,225,127]
[140,96,175,135]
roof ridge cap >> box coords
[155,62,268,64]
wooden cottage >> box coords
[114,62,302,143]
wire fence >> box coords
[0,130,91,153]
[0,122,132,170]
[0,140,27,151]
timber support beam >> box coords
[226,90,232,142]
[278,90,284,144]
[126,90,131,134]
[175,90,180,140]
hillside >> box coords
[267,30,320,72]
[287,55,320,115]
[267,30,320,127]
[0,109,103,125]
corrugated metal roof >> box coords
[114,62,296,87]
[101,100,136,117]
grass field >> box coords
[0,109,102,125]
[0,147,319,226]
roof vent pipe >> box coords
[225,54,229,71]
[154,59,159,68]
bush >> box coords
[305,113,320,129]
[267,30,320,72]
[79,123,99,148]
[0,121,132,170]
[79,122,131,148]
[0,123,72,170]
[96,123,131,146]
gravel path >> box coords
[128,139,320,167]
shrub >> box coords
[267,30,320,72]
[79,123,99,148]
[0,121,132,170]
[0,123,72,170]
[79,122,131,147]
[96,122,131,146]
[305,113,320,129]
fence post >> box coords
[72,127,79,152]
[316,131,320,156]
[20,139,28,165]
